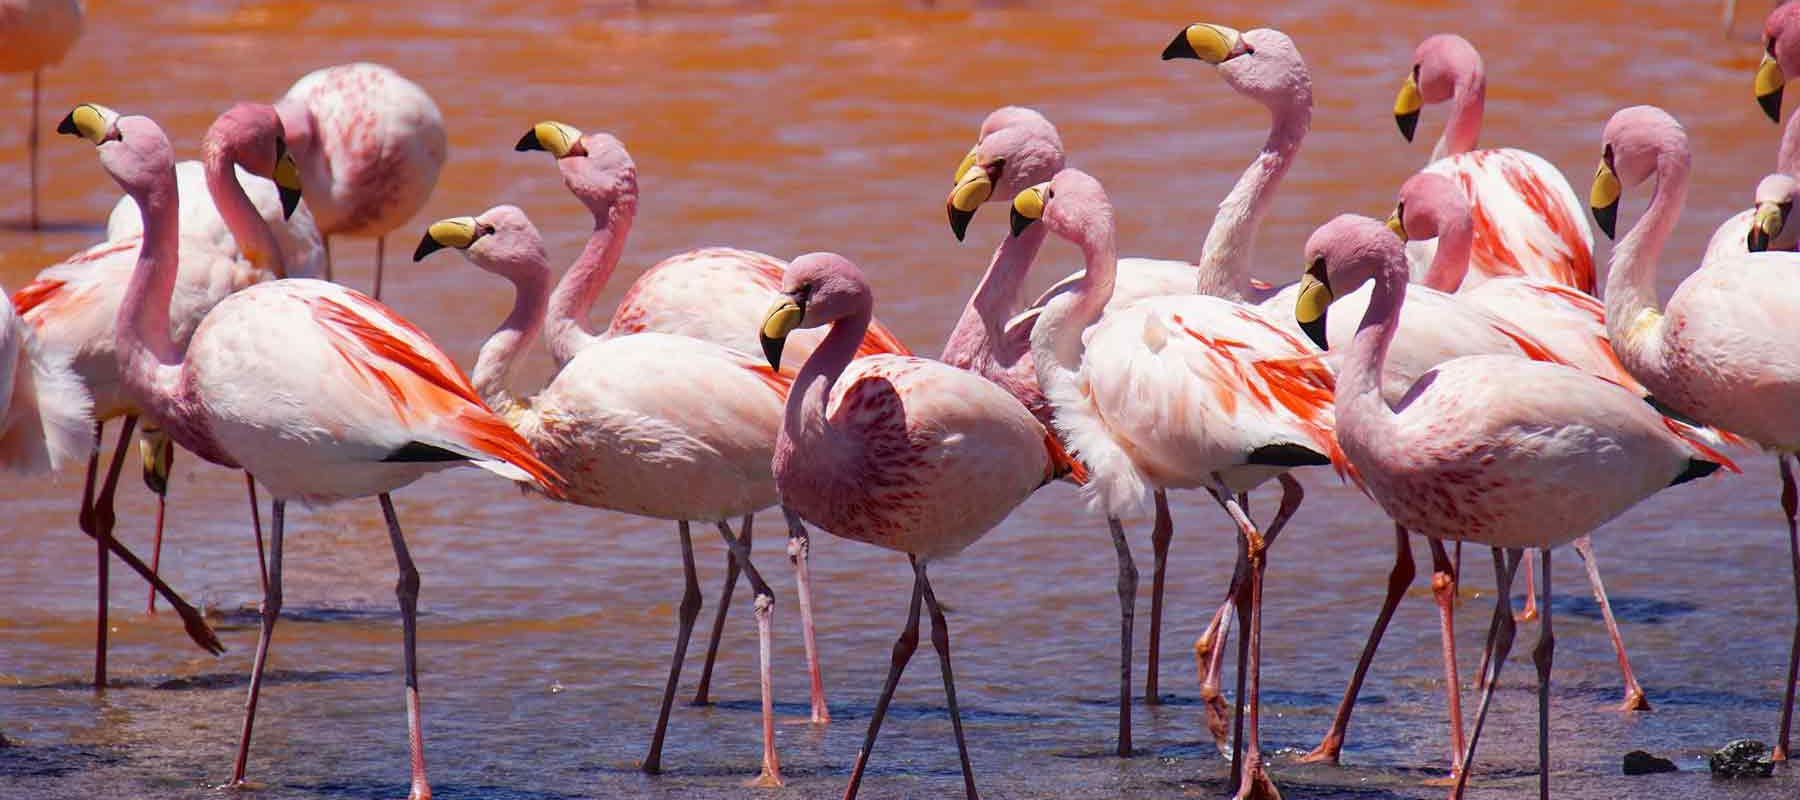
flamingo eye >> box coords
[1602,143,1614,170]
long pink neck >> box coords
[545,203,633,366]
[273,99,316,160]
[778,300,873,478]
[118,163,187,422]
[471,255,552,412]
[941,224,1047,369]
[1605,153,1689,363]
[1417,209,1475,292]
[1036,217,1117,389]
[1195,100,1308,299]
[1432,65,1485,160]
[1781,108,1800,176]
[1339,252,1409,442]
[203,142,287,277]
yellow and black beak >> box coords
[273,137,303,220]
[413,216,486,261]
[1009,182,1047,238]
[1750,201,1790,252]
[1394,71,1423,142]
[1590,159,1622,240]
[1294,260,1334,350]
[515,120,585,158]
[1386,206,1408,241]
[953,144,979,185]
[1161,23,1251,63]
[138,423,173,497]
[1758,53,1787,123]
[948,163,996,241]
[57,103,120,145]
[759,293,806,371]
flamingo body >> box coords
[0,286,89,471]
[1408,150,1595,292]
[108,160,327,279]
[277,63,446,239]
[0,0,80,74]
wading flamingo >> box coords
[15,103,307,685]
[514,121,910,721]
[0,0,80,228]
[762,252,1076,800]
[415,204,793,785]
[1589,104,1800,760]
[1013,168,1335,799]
[1294,213,1729,800]
[275,62,446,300]
[3,283,88,472]
[61,106,559,797]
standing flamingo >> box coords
[0,0,80,228]
[1014,168,1336,799]
[274,62,446,300]
[1589,104,1800,761]
[762,252,1075,800]
[61,106,559,797]
[3,281,88,472]
[415,204,794,785]
[1295,212,1730,800]
[514,121,911,722]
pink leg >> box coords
[81,417,137,690]
[1777,455,1799,761]
[1428,539,1466,780]
[1451,548,1522,800]
[246,473,268,596]
[785,507,830,723]
[372,235,386,300]
[322,235,334,283]
[1302,525,1414,765]
[1105,516,1139,757]
[644,521,702,775]
[230,498,285,787]
[378,494,432,800]
[1515,550,1539,622]
[1146,490,1174,705]
[1569,535,1649,711]
[692,515,748,707]
[1197,558,1243,752]
[919,560,980,799]
[842,565,924,800]
[1210,478,1281,800]
[714,520,783,787]
[1531,549,1555,800]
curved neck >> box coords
[941,224,1047,367]
[1432,68,1485,160]
[1417,212,1475,292]
[203,145,287,277]
[1341,256,1408,432]
[118,164,187,417]
[782,302,873,461]
[471,258,553,413]
[273,99,316,157]
[1781,109,1800,176]
[1195,101,1308,299]
[1605,155,1688,354]
[545,203,633,366]
[1037,221,1117,384]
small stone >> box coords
[1708,739,1775,778]
[548,680,564,695]
[1622,750,1677,775]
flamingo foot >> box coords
[744,770,784,789]
[1618,689,1650,712]
[1203,690,1233,753]
[1234,765,1282,800]
[1297,739,1341,766]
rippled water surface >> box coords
[4,1,1800,798]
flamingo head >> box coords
[1005,168,1113,256]
[62,108,175,204]
[947,107,1064,241]
[759,252,872,371]
[412,204,544,275]
[1394,34,1481,143]
[1759,3,1800,122]
[206,103,304,219]
[535,128,638,224]
[1391,172,1470,243]
[1296,214,1405,350]
[1590,105,1688,240]
[1164,25,1310,121]
[1750,173,1800,252]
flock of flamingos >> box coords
[6,2,1800,800]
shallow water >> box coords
[3,1,1800,798]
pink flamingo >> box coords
[1708,173,1800,261]
[0,0,80,228]
[61,106,560,797]
[1296,212,1731,800]
[2,281,88,473]
[1392,34,1595,294]
[415,203,794,785]
[1589,104,1800,760]
[275,62,446,300]
[1014,168,1336,800]
[762,251,1078,800]
[515,120,911,722]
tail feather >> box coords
[1661,417,1741,476]
[443,407,566,499]
[0,329,93,473]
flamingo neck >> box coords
[1340,254,1408,435]
[471,255,553,415]
[273,99,316,158]
[941,224,1047,370]
[1432,67,1485,161]
[1417,210,1475,292]
[1782,107,1800,176]
[780,302,873,475]
[545,203,634,366]
[118,162,187,420]
[1605,154,1688,373]
[1196,100,1308,300]
[203,143,287,278]
[1033,220,1117,393]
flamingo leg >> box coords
[230,498,284,787]
[1474,547,1526,692]
[1569,535,1648,710]
[1198,555,1243,752]
[29,70,41,230]
[714,520,783,788]
[372,236,386,300]
[322,235,334,283]
[1532,549,1555,800]
[785,507,830,723]
[80,416,137,689]
[378,493,432,800]
[692,514,748,707]
[1725,0,1739,36]
[842,562,924,800]
[1515,550,1539,622]
[1451,548,1522,800]
[644,521,702,775]
[1106,515,1139,757]
[247,473,268,596]
[1428,538,1466,779]
[1777,454,1799,761]
[1146,489,1174,705]
[919,559,980,799]
[1211,478,1281,800]
[1302,525,1415,765]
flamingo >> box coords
[273,62,446,300]
[1013,168,1336,800]
[2,281,88,472]
[1708,172,1800,261]
[1724,3,1800,266]
[513,120,910,722]
[60,105,559,797]
[761,251,1076,800]
[414,203,796,785]
[0,0,80,229]
[1295,212,1731,800]
[1589,104,1800,761]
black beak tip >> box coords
[760,334,785,372]
[279,188,301,220]
[55,111,79,136]
[1750,228,1772,253]
[1161,32,1197,61]
[1009,209,1035,238]
[1300,316,1329,351]
[1395,112,1420,143]
[413,234,445,262]
[1762,90,1785,124]
[515,130,543,152]
[1592,203,1618,240]
[949,207,974,242]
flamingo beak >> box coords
[1750,202,1787,252]
[1386,208,1408,241]
[948,167,995,242]
[1758,53,1786,123]
[1162,23,1250,63]
[414,216,483,261]
[1394,73,1423,143]
[759,294,806,371]
[1009,183,1047,238]
[1295,267,1333,351]
[273,142,303,220]
[58,103,121,144]
[1589,160,1622,240]
[516,121,586,158]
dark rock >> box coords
[1623,750,1678,775]
[1709,739,1775,778]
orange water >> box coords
[2,2,1798,798]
